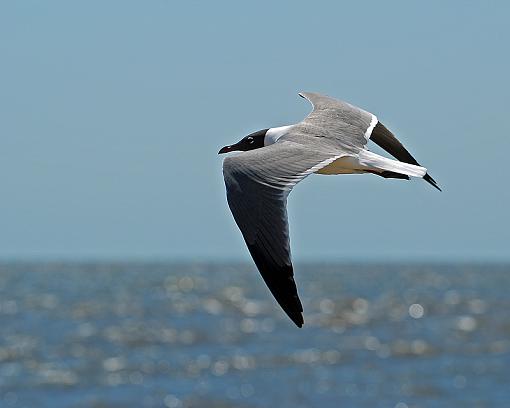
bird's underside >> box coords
[222,92,440,327]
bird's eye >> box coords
[247,137,254,144]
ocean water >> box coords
[0,262,509,408]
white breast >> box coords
[315,156,368,175]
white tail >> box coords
[358,150,427,178]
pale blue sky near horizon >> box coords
[1,1,509,262]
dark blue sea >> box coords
[1,262,509,408]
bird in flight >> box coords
[219,92,440,327]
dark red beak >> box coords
[218,144,237,154]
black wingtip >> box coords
[424,173,442,192]
[244,241,305,329]
[283,298,304,328]
[292,314,304,328]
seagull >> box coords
[219,92,440,327]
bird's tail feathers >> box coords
[358,150,427,178]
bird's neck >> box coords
[264,125,293,146]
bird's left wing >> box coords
[222,141,341,327]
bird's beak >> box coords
[218,144,237,154]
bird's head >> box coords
[218,129,268,154]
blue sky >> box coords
[1,1,509,261]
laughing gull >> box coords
[219,92,440,327]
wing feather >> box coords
[222,142,337,326]
[370,121,441,191]
[294,92,375,152]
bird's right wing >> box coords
[370,121,441,191]
[222,141,342,327]
[298,92,440,190]
[295,92,376,153]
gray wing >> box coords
[222,141,339,327]
[297,92,441,190]
[290,92,376,153]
